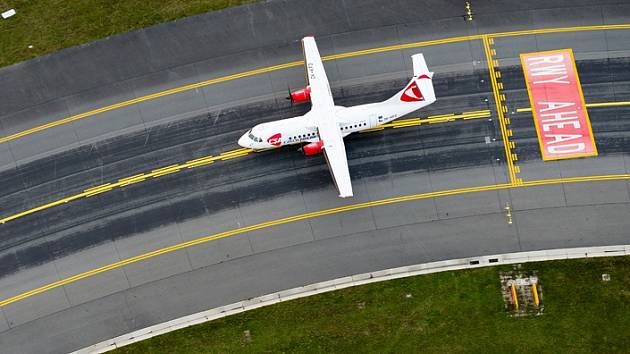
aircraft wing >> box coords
[302,36,353,198]
[302,36,335,110]
[318,114,353,198]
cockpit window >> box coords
[248,131,263,143]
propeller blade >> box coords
[286,85,293,105]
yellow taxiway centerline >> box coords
[1,23,630,304]
[1,24,629,145]
[0,112,476,225]
[1,173,629,308]
[1,98,624,225]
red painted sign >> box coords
[267,133,282,146]
[521,49,597,160]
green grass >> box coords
[0,0,257,68]
[115,256,630,353]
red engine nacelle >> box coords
[302,140,324,156]
[288,86,311,103]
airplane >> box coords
[238,36,436,198]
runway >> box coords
[0,1,629,353]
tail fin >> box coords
[387,53,435,104]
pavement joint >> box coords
[1,24,630,146]
[72,244,630,354]
[0,112,480,225]
[2,174,630,309]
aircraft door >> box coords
[368,113,379,128]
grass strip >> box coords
[116,256,630,353]
[0,0,257,67]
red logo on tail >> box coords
[267,133,282,146]
[400,81,424,102]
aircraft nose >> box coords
[238,134,251,148]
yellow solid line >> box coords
[84,183,113,193]
[183,157,216,168]
[118,174,147,186]
[220,148,253,156]
[463,114,490,120]
[587,101,630,108]
[84,188,113,198]
[0,61,304,145]
[2,24,628,145]
[322,35,482,62]
[460,112,491,118]
[2,173,630,308]
[482,35,517,185]
[532,283,540,306]
[392,122,422,128]
[463,110,490,115]
[359,127,385,133]
[517,100,630,112]
[0,110,463,224]
[220,152,250,160]
[489,24,630,38]
[149,164,182,177]
[393,118,422,124]
[427,118,454,124]
[0,36,479,146]
[427,113,456,119]
[0,194,85,224]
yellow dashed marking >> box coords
[1,113,484,225]
[118,174,147,187]
[184,156,217,168]
[84,183,114,197]
[150,165,182,178]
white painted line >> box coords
[73,245,630,354]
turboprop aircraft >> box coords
[238,36,436,198]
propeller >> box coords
[286,85,294,105]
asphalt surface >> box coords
[0,1,630,353]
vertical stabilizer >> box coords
[386,53,435,105]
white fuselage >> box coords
[237,100,415,149]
